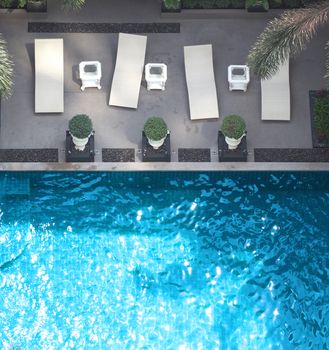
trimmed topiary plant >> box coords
[144,117,168,141]
[221,114,246,150]
[69,114,93,139]
[314,93,329,141]
[69,114,93,151]
[144,117,168,149]
[221,114,246,139]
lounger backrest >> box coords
[109,33,147,109]
[35,38,64,113]
[184,44,219,120]
[261,61,290,121]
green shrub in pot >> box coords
[144,117,168,141]
[314,93,329,141]
[221,114,246,139]
[69,114,93,139]
[144,117,168,149]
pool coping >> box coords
[0,162,328,172]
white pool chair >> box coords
[184,44,219,120]
[228,65,250,92]
[261,60,290,121]
[79,61,102,91]
[109,33,147,109]
[145,63,167,91]
[34,38,64,113]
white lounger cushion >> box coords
[109,33,147,109]
[184,44,219,120]
[35,38,64,113]
[261,61,290,121]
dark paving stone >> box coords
[178,148,211,162]
[28,22,180,33]
[309,90,329,148]
[102,148,135,162]
[0,149,58,162]
[254,148,329,162]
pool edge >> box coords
[0,162,328,171]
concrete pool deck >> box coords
[0,0,328,169]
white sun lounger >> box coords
[35,38,64,113]
[184,44,219,120]
[261,60,290,121]
[109,33,147,109]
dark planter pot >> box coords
[218,131,248,162]
[246,4,268,11]
[27,0,47,12]
[161,0,181,13]
[309,90,329,148]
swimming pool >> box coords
[0,171,328,349]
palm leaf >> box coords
[248,0,329,79]
[0,34,14,98]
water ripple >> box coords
[0,171,328,349]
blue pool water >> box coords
[0,171,328,349]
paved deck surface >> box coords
[0,0,328,162]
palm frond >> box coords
[247,0,329,79]
[62,0,85,11]
[0,34,14,98]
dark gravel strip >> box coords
[102,148,135,162]
[0,149,58,162]
[178,148,211,162]
[254,148,329,162]
[28,22,180,33]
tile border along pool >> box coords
[0,162,328,172]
